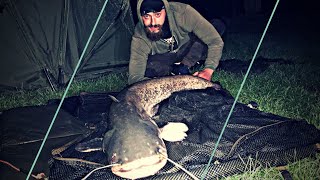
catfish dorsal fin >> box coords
[108,95,120,102]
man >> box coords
[128,0,224,85]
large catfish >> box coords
[77,75,220,179]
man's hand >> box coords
[192,68,214,81]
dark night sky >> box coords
[130,0,319,33]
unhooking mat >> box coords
[48,86,320,179]
[0,104,91,180]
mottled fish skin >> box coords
[104,75,220,179]
[125,75,220,118]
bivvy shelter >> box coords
[0,0,134,91]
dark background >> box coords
[129,0,319,33]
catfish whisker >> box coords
[82,163,120,180]
[159,152,200,180]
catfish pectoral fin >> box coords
[75,138,103,152]
[108,95,120,102]
[161,131,187,142]
[160,122,189,142]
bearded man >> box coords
[128,0,224,85]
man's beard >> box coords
[145,24,163,41]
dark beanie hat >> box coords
[140,0,165,15]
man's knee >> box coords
[180,40,207,68]
[145,53,177,78]
[210,18,227,37]
[180,18,226,68]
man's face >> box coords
[142,9,166,41]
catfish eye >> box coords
[157,145,166,154]
[111,153,118,163]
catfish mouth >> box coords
[111,154,167,179]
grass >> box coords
[212,64,320,127]
[0,72,128,111]
[1,14,319,179]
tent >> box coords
[0,0,134,90]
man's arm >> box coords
[183,5,224,80]
[128,36,151,85]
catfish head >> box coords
[105,103,168,179]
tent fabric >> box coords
[47,87,320,179]
[0,0,134,90]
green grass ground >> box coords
[0,14,319,179]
